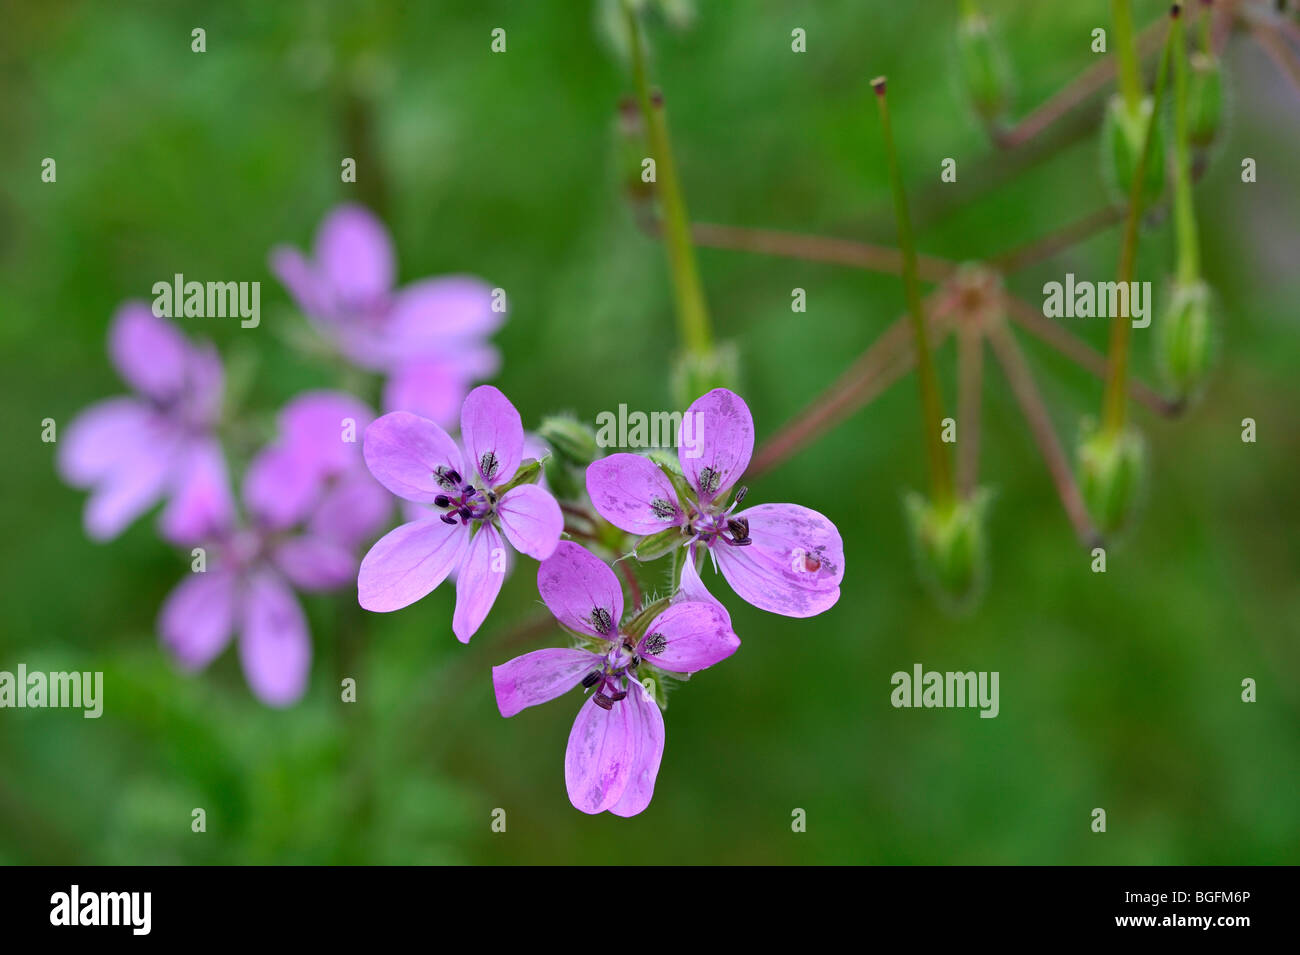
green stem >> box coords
[623,0,713,357]
[1101,10,1177,436]
[873,77,954,508]
[1112,0,1143,114]
[1200,0,1213,55]
[1172,11,1200,283]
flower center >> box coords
[686,485,751,549]
[432,466,494,525]
[581,610,642,710]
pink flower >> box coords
[57,302,233,545]
[357,385,563,643]
[159,392,387,706]
[492,542,739,816]
[586,388,844,617]
[269,203,503,427]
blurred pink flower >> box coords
[57,302,233,545]
[159,391,389,707]
[270,203,503,426]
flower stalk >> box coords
[1101,10,1177,436]
[874,76,955,508]
[1112,0,1143,115]
[622,0,713,358]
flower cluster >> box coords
[59,201,843,816]
[59,204,502,706]
[358,385,843,815]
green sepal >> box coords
[904,488,992,612]
[494,456,545,496]
[633,525,688,562]
[1076,419,1146,537]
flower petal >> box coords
[108,302,190,403]
[715,502,844,617]
[362,411,464,504]
[83,430,180,541]
[565,693,637,815]
[536,541,624,639]
[638,600,739,673]
[238,569,311,707]
[273,534,358,592]
[383,276,504,354]
[609,681,665,818]
[492,647,599,718]
[496,484,563,560]
[269,245,331,319]
[56,397,157,487]
[675,547,730,625]
[308,471,392,550]
[358,516,468,612]
[460,385,523,487]
[313,203,394,307]
[159,437,235,545]
[158,567,238,671]
[452,523,507,644]
[585,453,682,535]
[679,388,754,502]
[243,442,318,531]
[279,390,375,475]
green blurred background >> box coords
[1,0,1297,864]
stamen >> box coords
[593,692,614,710]
[440,514,458,525]
[590,606,614,635]
[609,690,628,703]
[434,494,450,508]
[727,517,750,542]
[581,670,601,689]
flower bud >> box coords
[1102,94,1166,207]
[1158,279,1215,401]
[539,415,598,466]
[904,489,991,611]
[1187,53,1224,148]
[1076,420,1146,537]
[956,10,1012,124]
